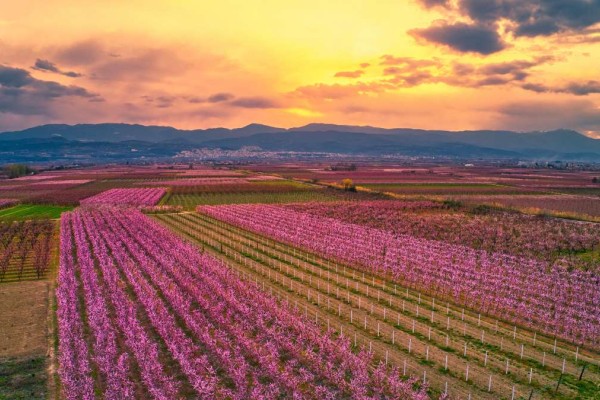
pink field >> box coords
[57,207,430,399]
[246,175,284,181]
[175,169,244,177]
[0,199,18,209]
[13,174,60,181]
[80,188,166,206]
[199,204,600,349]
[140,178,248,186]
[30,180,93,187]
[286,201,600,267]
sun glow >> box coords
[0,0,598,134]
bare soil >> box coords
[0,281,49,358]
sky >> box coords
[0,0,599,136]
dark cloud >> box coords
[476,76,511,86]
[155,96,176,108]
[0,66,33,87]
[416,0,600,44]
[359,63,371,68]
[293,54,558,99]
[516,18,562,36]
[208,92,234,103]
[148,92,234,106]
[334,70,364,78]
[480,60,536,75]
[0,65,101,116]
[142,95,177,108]
[410,22,506,54]
[180,93,235,104]
[32,59,59,73]
[459,0,504,22]
[566,80,600,95]
[32,59,82,77]
[521,83,549,93]
[508,1,600,37]
[522,80,600,95]
[448,57,551,86]
[473,58,549,83]
[229,96,280,108]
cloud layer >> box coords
[0,1,598,136]
[413,0,600,54]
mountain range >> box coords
[1,123,599,162]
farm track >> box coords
[156,212,599,399]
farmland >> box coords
[161,180,370,209]
[453,195,600,219]
[80,188,167,206]
[285,201,600,269]
[157,211,599,399]
[0,204,73,221]
[0,219,55,282]
[360,183,544,196]
[163,190,350,209]
[57,207,429,399]
[0,163,599,400]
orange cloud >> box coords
[0,0,597,136]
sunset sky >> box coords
[1,0,599,136]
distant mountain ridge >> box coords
[1,123,599,162]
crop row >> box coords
[0,220,54,282]
[0,199,18,209]
[167,180,314,194]
[79,188,166,206]
[285,201,600,269]
[57,207,431,399]
[159,213,598,399]
[198,205,600,350]
[165,190,344,209]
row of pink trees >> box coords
[79,188,166,206]
[0,220,54,281]
[285,201,600,268]
[57,207,431,399]
[199,204,600,350]
[0,198,18,209]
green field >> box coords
[0,205,73,221]
[0,357,47,400]
[162,190,344,209]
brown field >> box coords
[0,281,50,358]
